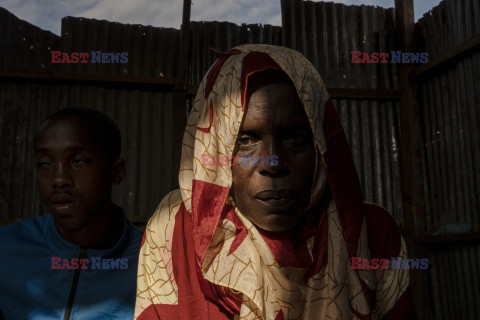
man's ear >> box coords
[112,158,126,185]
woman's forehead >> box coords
[242,83,311,132]
[248,82,299,103]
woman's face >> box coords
[231,82,315,232]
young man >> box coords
[0,107,142,319]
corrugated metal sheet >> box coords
[335,99,403,225]
[0,7,60,73]
[59,17,180,79]
[281,0,403,224]
[416,0,480,319]
[417,0,480,233]
[429,243,480,319]
[282,0,398,89]
[188,21,282,86]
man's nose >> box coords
[52,164,73,188]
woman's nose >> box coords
[257,137,289,176]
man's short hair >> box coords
[36,107,121,162]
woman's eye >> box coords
[236,136,257,147]
[284,133,308,145]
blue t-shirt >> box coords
[0,206,142,319]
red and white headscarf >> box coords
[135,44,416,320]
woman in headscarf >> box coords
[135,44,416,320]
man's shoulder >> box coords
[0,215,50,267]
[0,214,49,241]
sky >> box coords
[1,0,442,36]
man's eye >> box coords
[36,157,52,168]
[36,161,52,168]
[72,158,88,165]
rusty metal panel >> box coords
[281,0,403,224]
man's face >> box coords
[231,82,315,232]
[34,118,115,231]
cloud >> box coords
[75,0,182,29]
[308,0,394,8]
[2,0,100,34]
[191,0,281,26]
[267,13,281,26]
[1,0,441,35]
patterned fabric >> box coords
[135,44,416,320]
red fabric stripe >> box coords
[205,49,241,99]
[172,203,236,319]
[323,99,364,258]
[305,203,329,279]
[382,287,417,320]
[140,230,146,249]
[137,304,178,320]
[259,230,312,268]
[274,309,285,320]
[191,179,231,264]
[240,52,282,112]
[224,208,248,256]
[257,198,329,269]
[197,101,214,133]
[350,301,373,320]
[364,203,402,259]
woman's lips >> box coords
[255,189,296,209]
[256,198,294,207]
